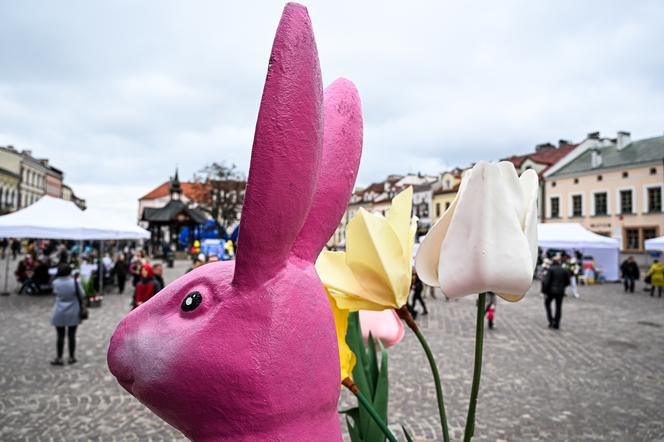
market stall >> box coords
[538,223,620,281]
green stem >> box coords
[356,389,398,442]
[463,292,486,442]
[343,378,398,442]
[398,307,450,442]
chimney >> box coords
[535,142,555,152]
[558,139,569,147]
[22,149,33,156]
[587,131,600,140]
[616,131,631,150]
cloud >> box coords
[0,0,663,220]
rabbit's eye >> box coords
[181,291,202,312]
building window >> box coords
[643,228,657,249]
[435,202,441,218]
[574,178,579,184]
[550,197,560,218]
[625,228,639,250]
[594,192,608,216]
[597,175,603,181]
[651,167,657,175]
[572,195,583,217]
[648,187,662,213]
[620,190,633,214]
[445,202,451,210]
[551,181,556,187]
[622,171,629,178]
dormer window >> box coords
[591,150,602,168]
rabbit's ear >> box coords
[233,3,323,288]
[291,78,363,262]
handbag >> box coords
[75,277,89,321]
[644,275,652,285]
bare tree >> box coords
[194,162,246,234]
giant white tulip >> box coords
[415,161,538,301]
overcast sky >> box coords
[1,1,663,220]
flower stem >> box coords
[342,378,398,442]
[397,306,450,442]
[463,292,486,442]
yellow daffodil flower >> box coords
[317,186,417,311]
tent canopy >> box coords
[538,223,619,281]
[538,223,619,249]
[645,236,664,251]
[0,196,150,240]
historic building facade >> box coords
[0,145,84,212]
[543,132,664,252]
[0,146,21,214]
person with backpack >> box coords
[542,256,571,330]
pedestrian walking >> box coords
[542,256,570,329]
[134,263,156,308]
[646,259,664,298]
[114,254,128,294]
[563,255,580,298]
[409,271,428,317]
[486,292,497,329]
[11,238,21,260]
[153,263,165,293]
[50,264,85,365]
[0,238,8,259]
[620,256,640,293]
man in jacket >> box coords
[620,256,640,293]
[542,256,570,329]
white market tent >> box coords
[0,196,149,240]
[538,223,620,281]
[0,196,150,294]
[645,236,664,252]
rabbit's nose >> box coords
[107,320,135,389]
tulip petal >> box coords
[329,290,388,311]
[359,310,405,349]
[415,192,460,287]
[316,250,366,298]
[345,208,408,308]
[520,169,539,270]
[438,161,535,298]
[386,186,413,261]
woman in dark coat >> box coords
[50,264,83,365]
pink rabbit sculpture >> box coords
[107,3,363,441]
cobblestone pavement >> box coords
[1,257,663,441]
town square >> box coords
[1,1,664,441]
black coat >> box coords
[542,263,570,297]
[620,260,640,279]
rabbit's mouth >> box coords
[117,376,135,393]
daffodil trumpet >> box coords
[463,293,487,442]
[342,378,398,442]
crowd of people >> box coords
[1,238,172,366]
[622,257,664,298]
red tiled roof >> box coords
[140,181,206,201]
[503,144,577,175]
